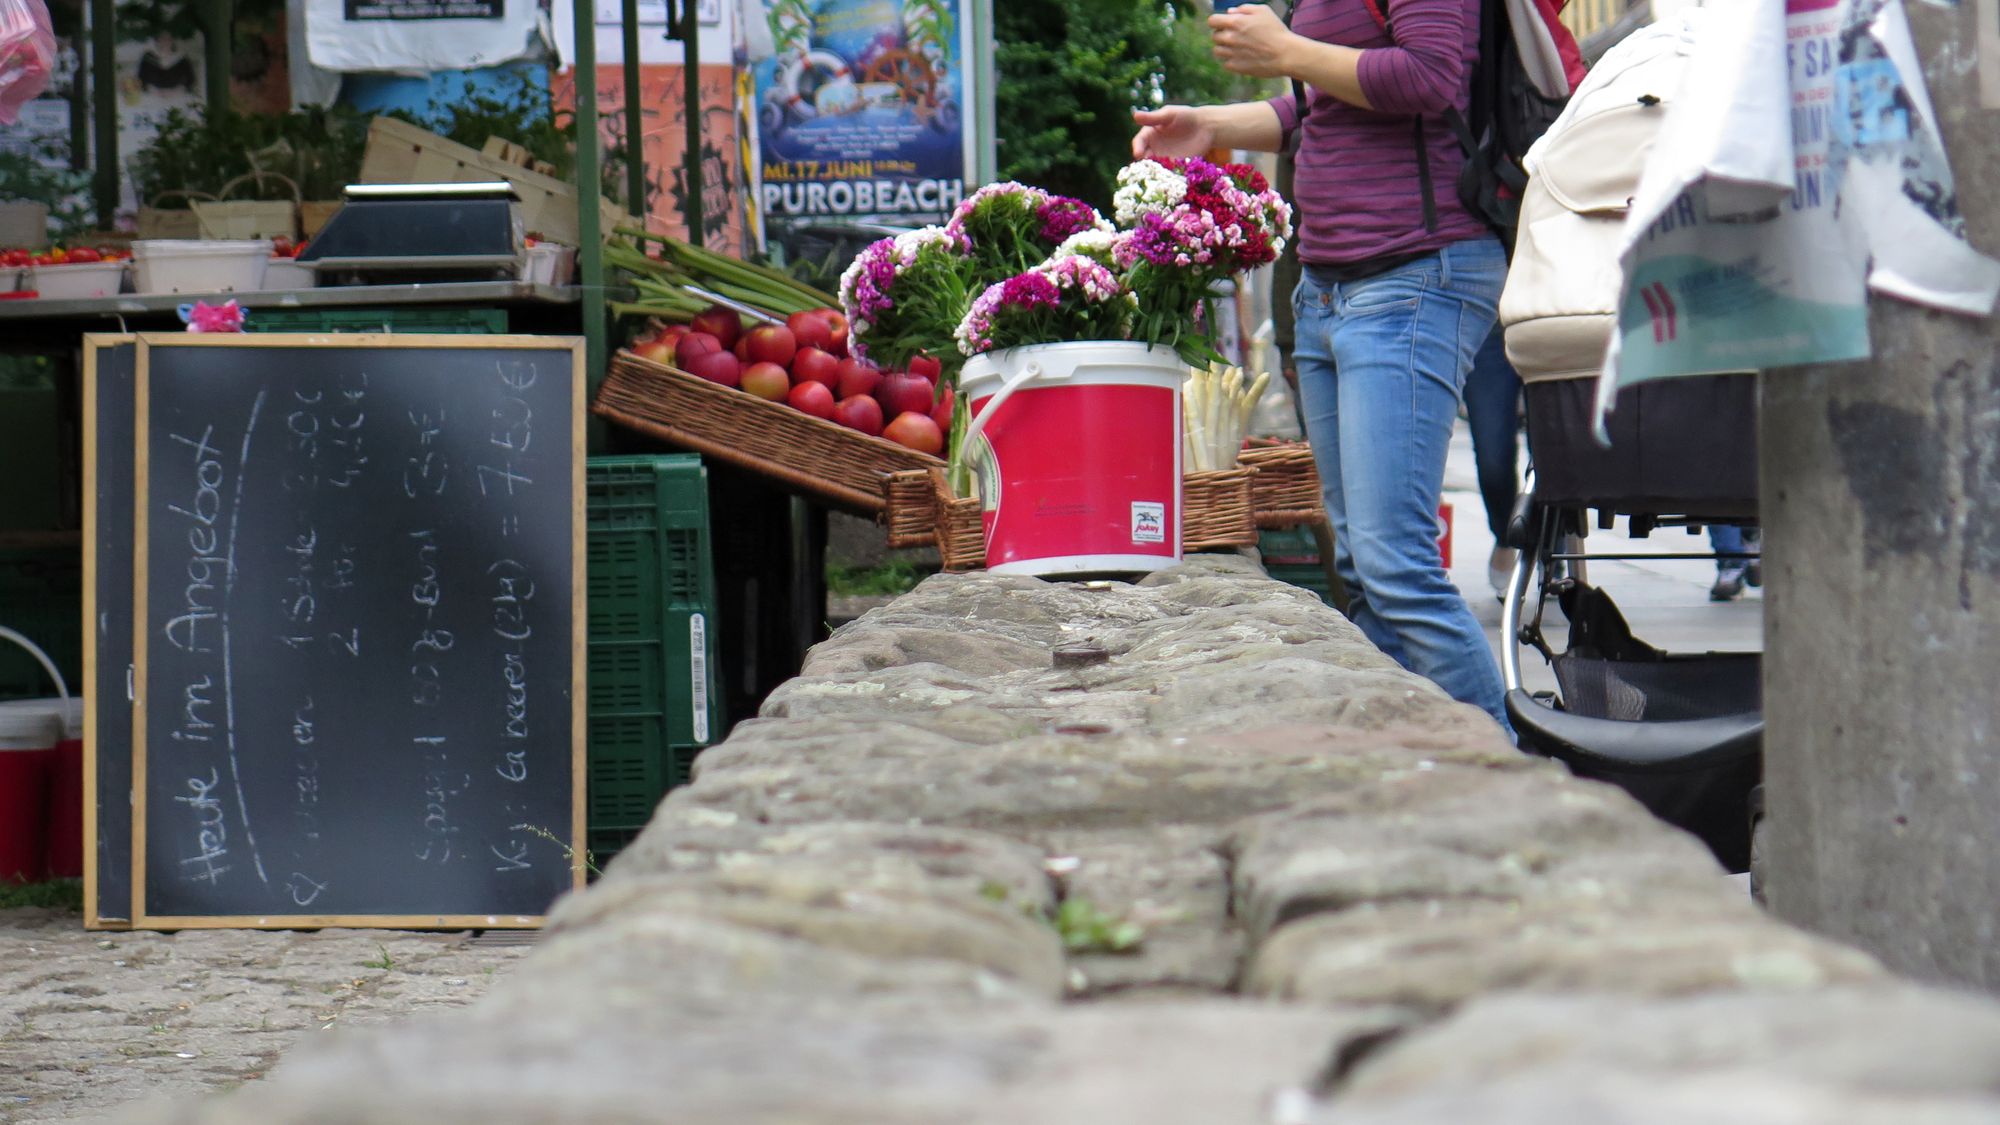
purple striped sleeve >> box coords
[1354,0,1471,115]
[1266,92,1301,148]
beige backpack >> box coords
[1498,14,1704,383]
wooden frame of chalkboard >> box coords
[83,334,136,930]
[124,333,586,930]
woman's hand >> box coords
[1131,105,1217,159]
[1210,4,1300,79]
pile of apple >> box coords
[629,304,952,456]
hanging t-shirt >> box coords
[305,0,554,73]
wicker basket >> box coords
[931,470,986,571]
[1182,467,1258,550]
[593,350,945,515]
[1240,441,1325,528]
[883,469,938,548]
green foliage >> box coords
[0,879,82,912]
[0,147,92,240]
[826,561,931,598]
[1052,898,1144,954]
[130,105,372,204]
[995,0,1234,209]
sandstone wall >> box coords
[132,559,2000,1124]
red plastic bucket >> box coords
[0,706,59,884]
[962,342,1186,577]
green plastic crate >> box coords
[586,455,721,852]
[245,307,508,335]
[1258,526,1321,565]
[1258,528,1341,610]
[0,547,83,700]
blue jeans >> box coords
[1464,328,1522,540]
[1293,238,1512,734]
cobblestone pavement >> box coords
[0,906,532,1124]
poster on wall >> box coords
[1602,0,1997,411]
[549,65,747,254]
[750,0,976,249]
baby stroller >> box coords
[1499,372,1762,873]
[1493,10,1759,873]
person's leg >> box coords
[1464,329,1524,597]
[1709,523,1747,601]
[1463,328,1522,540]
[1292,271,1408,665]
[1327,240,1512,733]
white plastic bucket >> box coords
[132,239,272,295]
[961,341,1186,577]
[29,260,127,299]
[261,257,315,291]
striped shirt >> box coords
[1266,0,1487,266]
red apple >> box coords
[832,394,884,436]
[673,331,722,366]
[740,361,791,401]
[877,371,937,418]
[908,353,943,382]
[818,309,850,357]
[787,380,836,419]
[691,305,742,351]
[631,339,675,365]
[790,346,839,387]
[734,336,752,362]
[743,323,798,368]
[834,358,882,400]
[929,383,955,432]
[787,309,834,353]
[684,350,741,388]
[883,411,945,455]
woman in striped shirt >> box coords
[1133,0,1513,736]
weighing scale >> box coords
[299,182,524,286]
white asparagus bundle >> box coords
[1183,362,1272,472]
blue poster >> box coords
[752,0,972,243]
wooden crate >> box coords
[358,116,630,247]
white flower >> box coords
[1052,229,1120,264]
[1113,160,1189,225]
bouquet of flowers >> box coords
[834,159,1290,490]
[838,224,971,374]
[952,255,1131,357]
[945,182,1114,280]
[1112,157,1292,363]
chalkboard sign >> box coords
[84,335,135,929]
[128,334,583,929]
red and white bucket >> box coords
[961,341,1186,577]
[0,704,58,884]
[0,627,77,883]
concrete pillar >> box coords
[1760,1,2000,988]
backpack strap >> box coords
[1358,0,1442,233]
[1282,3,1310,154]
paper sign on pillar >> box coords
[1600,0,2000,426]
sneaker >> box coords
[1488,546,1518,601]
[1710,565,1747,602]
